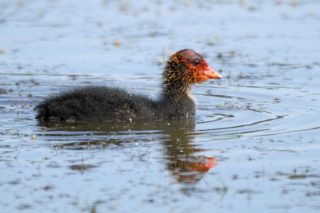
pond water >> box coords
[0,0,320,212]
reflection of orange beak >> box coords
[188,157,217,173]
[204,66,222,79]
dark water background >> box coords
[0,0,320,212]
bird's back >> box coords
[35,86,156,123]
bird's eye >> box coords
[193,59,200,65]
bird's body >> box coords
[36,86,195,123]
[35,49,221,124]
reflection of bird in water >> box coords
[44,119,218,185]
[163,122,217,184]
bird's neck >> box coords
[159,60,196,118]
[158,88,195,119]
[162,59,190,97]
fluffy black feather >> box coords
[35,86,195,123]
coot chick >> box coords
[35,49,221,123]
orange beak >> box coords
[204,66,221,79]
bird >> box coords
[35,49,221,124]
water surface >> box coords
[0,0,320,212]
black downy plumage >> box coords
[35,49,221,123]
